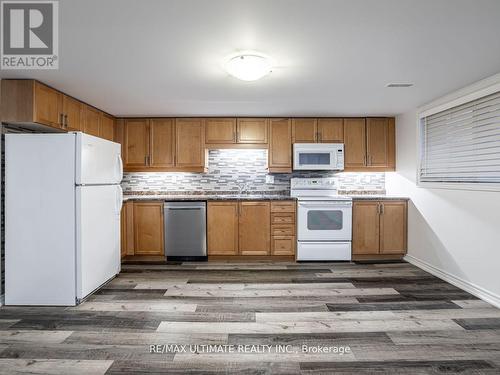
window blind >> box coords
[420,90,500,183]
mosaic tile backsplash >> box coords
[122,149,385,194]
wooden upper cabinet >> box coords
[34,82,63,129]
[62,95,83,131]
[237,118,268,144]
[205,118,236,144]
[175,118,205,168]
[124,119,149,168]
[292,118,317,143]
[380,201,407,254]
[207,202,239,255]
[366,118,388,167]
[366,118,395,169]
[317,118,344,142]
[268,118,292,172]
[83,105,101,137]
[238,201,271,256]
[100,113,115,141]
[352,200,380,255]
[344,118,366,168]
[133,202,164,256]
[150,119,175,167]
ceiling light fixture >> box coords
[386,83,414,88]
[224,52,273,81]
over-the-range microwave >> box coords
[293,143,344,171]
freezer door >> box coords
[76,132,122,185]
[76,185,121,300]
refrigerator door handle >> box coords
[116,155,123,182]
[116,185,123,215]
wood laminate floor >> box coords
[1,261,500,374]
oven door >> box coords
[297,200,352,241]
[293,146,337,170]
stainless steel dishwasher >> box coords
[164,201,207,261]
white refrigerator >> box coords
[5,132,123,306]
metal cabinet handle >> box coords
[64,114,68,129]
[144,156,148,165]
[380,203,384,214]
[377,203,381,214]
[60,113,64,127]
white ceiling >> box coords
[1,0,500,117]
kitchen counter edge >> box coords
[123,195,410,202]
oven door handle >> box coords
[299,202,352,208]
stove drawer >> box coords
[297,241,351,261]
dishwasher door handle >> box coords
[167,207,204,211]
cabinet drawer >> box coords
[271,213,295,224]
[272,225,295,236]
[272,236,295,256]
[271,201,296,213]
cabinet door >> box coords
[124,119,149,168]
[205,118,236,144]
[100,113,115,141]
[83,105,101,137]
[366,118,389,167]
[150,119,175,167]
[62,95,83,131]
[34,82,62,128]
[352,201,380,254]
[292,118,317,143]
[268,118,292,172]
[207,202,239,255]
[237,118,268,143]
[133,202,164,256]
[175,118,205,167]
[380,201,407,254]
[121,201,135,257]
[239,201,271,255]
[317,118,343,142]
[344,118,366,168]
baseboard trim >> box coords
[404,254,500,309]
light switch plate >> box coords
[265,175,274,184]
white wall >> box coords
[386,75,500,307]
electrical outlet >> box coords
[265,175,274,184]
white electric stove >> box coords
[291,178,352,261]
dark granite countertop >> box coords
[122,193,296,202]
[122,192,409,202]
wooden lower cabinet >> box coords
[352,199,407,259]
[207,202,239,255]
[380,201,407,254]
[271,201,296,256]
[121,201,165,257]
[207,200,294,258]
[352,201,380,254]
[239,202,271,255]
